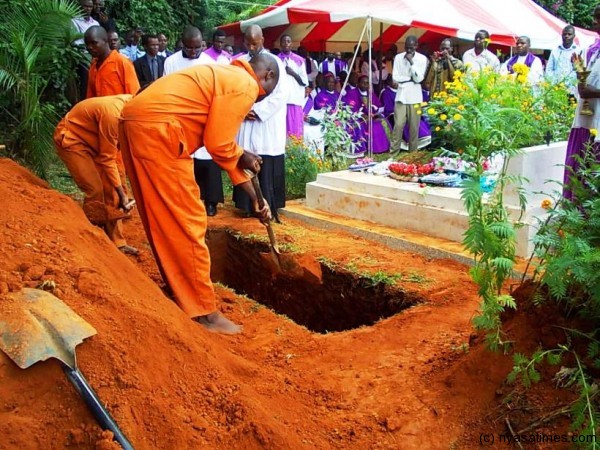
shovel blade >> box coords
[0,288,96,369]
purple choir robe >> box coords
[343,88,391,154]
[313,90,338,111]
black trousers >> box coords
[233,155,285,218]
[193,159,224,204]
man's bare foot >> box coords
[118,245,139,256]
[195,312,242,335]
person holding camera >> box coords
[424,38,464,97]
[91,0,116,32]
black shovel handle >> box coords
[63,365,134,450]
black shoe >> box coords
[206,202,217,217]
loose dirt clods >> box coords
[0,158,577,449]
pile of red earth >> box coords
[0,158,578,449]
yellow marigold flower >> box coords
[439,114,448,121]
[591,128,598,137]
[435,126,441,131]
[420,102,427,106]
[457,104,465,111]
[454,69,463,78]
[416,109,422,115]
[413,104,420,108]
[427,107,436,115]
[541,199,552,210]
[453,113,462,121]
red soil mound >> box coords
[0,158,572,449]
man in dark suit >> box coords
[133,34,165,88]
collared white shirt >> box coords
[71,16,99,46]
[163,50,201,75]
[392,51,427,104]
[462,48,501,73]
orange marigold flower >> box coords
[541,199,552,209]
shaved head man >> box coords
[501,35,544,84]
[244,25,265,58]
[120,53,279,334]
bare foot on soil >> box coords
[195,312,242,335]
[118,245,139,256]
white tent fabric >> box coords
[222,0,596,51]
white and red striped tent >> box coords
[221,0,596,52]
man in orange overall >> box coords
[120,53,279,334]
[54,94,138,254]
[85,25,140,98]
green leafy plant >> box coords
[427,66,574,158]
[319,103,365,169]
[428,68,538,350]
[528,147,600,317]
[0,0,83,178]
[509,340,600,448]
[285,136,326,199]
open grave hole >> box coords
[206,228,424,333]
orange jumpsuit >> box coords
[120,60,263,317]
[87,50,141,189]
[54,95,132,248]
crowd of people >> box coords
[56,0,600,334]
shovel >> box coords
[248,173,285,273]
[0,288,134,450]
[247,172,322,284]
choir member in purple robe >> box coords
[343,75,391,153]
[314,72,339,110]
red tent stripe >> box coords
[287,9,333,23]
[373,25,410,48]
[300,21,346,49]
[263,24,293,48]
[410,21,459,38]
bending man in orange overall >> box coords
[120,53,278,334]
[54,94,138,255]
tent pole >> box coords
[335,20,369,157]
[368,17,372,158]
[378,21,383,95]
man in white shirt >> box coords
[546,25,581,93]
[72,0,99,46]
[163,26,203,74]
[462,29,500,73]
[233,25,288,221]
[501,36,544,84]
[390,36,428,152]
[278,34,308,138]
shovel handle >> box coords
[249,175,266,211]
[64,365,134,450]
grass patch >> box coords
[46,161,83,199]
